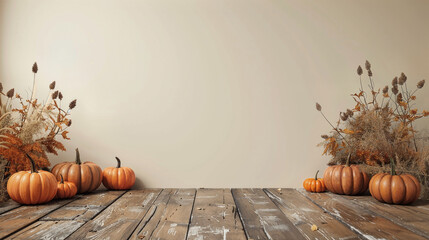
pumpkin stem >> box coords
[115,157,121,168]
[60,174,64,184]
[75,148,82,165]
[25,153,38,173]
[345,153,351,167]
[315,170,319,180]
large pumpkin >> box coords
[51,148,102,193]
[323,155,370,195]
[303,170,326,193]
[102,157,135,190]
[7,154,57,204]
[56,174,78,199]
[369,160,420,204]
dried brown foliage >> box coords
[316,60,429,199]
[0,62,77,202]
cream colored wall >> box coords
[1,0,428,188]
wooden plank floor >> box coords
[0,189,428,240]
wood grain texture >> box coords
[341,194,429,238]
[187,188,246,240]
[0,198,75,239]
[42,190,125,221]
[67,189,161,239]
[299,189,427,240]
[0,199,20,215]
[265,188,359,240]
[6,220,84,240]
[130,189,195,240]
[232,188,305,240]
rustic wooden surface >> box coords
[0,188,428,240]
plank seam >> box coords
[333,194,429,239]
[231,189,253,240]
[1,197,81,239]
[296,189,369,239]
[184,188,197,240]
[63,190,129,240]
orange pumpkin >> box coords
[7,154,57,204]
[51,148,102,193]
[102,157,135,190]
[369,160,420,204]
[323,155,370,195]
[56,174,78,199]
[303,170,326,193]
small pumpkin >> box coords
[369,159,420,204]
[7,154,57,205]
[323,154,370,195]
[51,148,102,193]
[56,174,78,199]
[303,170,326,193]
[102,157,135,190]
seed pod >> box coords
[392,77,398,86]
[52,90,59,99]
[391,85,399,95]
[417,79,425,89]
[398,73,407,85]
[357,66,363,76]
[316,103,322,111]
[67,119,72,127]
[346,109,354,117]
[368,69,373,77]
[49,81,56,90]
[321,135,329,139]
[340,112,348,121]
[59,92,63,100]
[397,93,403,103]
[0,83,3,93]
[32,62,38,73]
[382,86,388,94]
[6,88,14,98]
[365,60,371,71]
[69,99,77,109]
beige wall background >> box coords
[1,0,428,188]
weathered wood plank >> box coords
[341,194,429,238]
[299,189,427,240]
[0,198,75,239]
[265,188,359,240]
[232,188,305,240]
[6,220,85,240]
[130,189,195,240]
[5,190,127,239]
[0,199,20,215]
[67,189,162,239]
[42,190,126,221]
[187,189,246,240]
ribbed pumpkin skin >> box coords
[323,165,370,195]
[303,170,326,193]
[7,170,57,205]
[303,178,326,192]
[369,173,420,204]
[103,167,135,190]
[56,178,78,199]
[52,162,102,194]
[51,148,102,194]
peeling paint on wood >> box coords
[264,188,359,240]
[67,189,161,239]
[188,189,246,240]
[232,188,305,240]
[0,198,75,239]
[299,189,427,240]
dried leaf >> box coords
[61,131,70,140]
